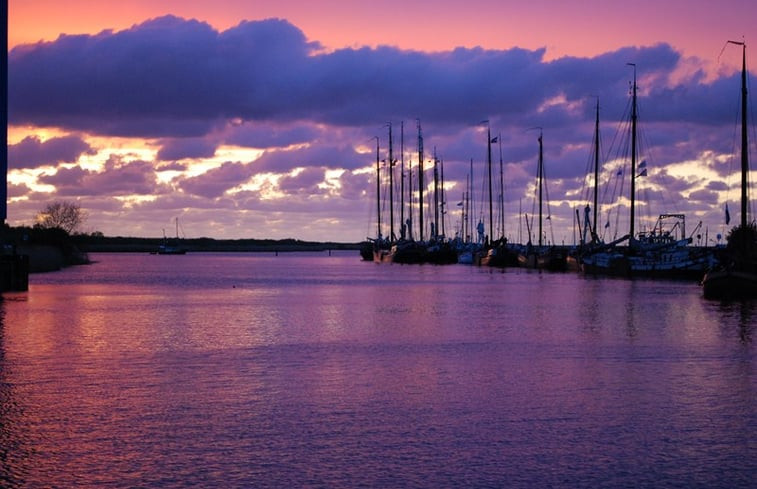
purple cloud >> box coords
[9,135,95,169]
[157,138,217,161]
[38,156,162,196]
[178,161,256,198]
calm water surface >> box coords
[1,252,755,488]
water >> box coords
[1,252,755,488]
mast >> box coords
[441,156,447,238]
[417,119,425,241]
[469,158,474,242]
[628,63,638,240]
[400,121,405,239]
[730,41,749,228]
[593,99,600,239]
[498,135,505,241]
[742,43,749,228]
[388,123,395,242]
[433,148,439,239]
[375,136,381,240]
[487,122,493,245]
[464,172,470,242]
[538,131,544,247]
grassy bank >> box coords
[73,235,363,253]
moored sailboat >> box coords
[517,130,567,270]
[580,64,715,278]
[702,41,757,299]
[155,217,187,255]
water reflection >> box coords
[0,254,754,488]
[713,300,756,344]
[0,298,24,488]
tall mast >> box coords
[730,41,750,228]
[628,63,638,240]
[400,121,405,238]
[375,136,381,239]
[593,99,600,238]
[441,157,446,238]
[387,123,395,241]
[417,119,425,241]
[462,175,470,243]
[487,122,493,244]
[498,135,505,241]
[433,147,439,239]
[538,131,544,247]
[469,158,474,242]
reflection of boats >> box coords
[702,41,757,299]
[581,65,715,278]
[155,218,187,255]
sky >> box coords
[6,0,757,243]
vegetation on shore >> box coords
[73,234,363,253]
[2,201,362,274]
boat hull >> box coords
[702,268,757,300]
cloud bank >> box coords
[7,15,753,242]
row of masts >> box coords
[374,119,512,246]
[375,120,453,243]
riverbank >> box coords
[73,235,363,253]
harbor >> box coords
[0,251,754,488]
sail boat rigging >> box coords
[517,130,567,270]
[702,40,757,298]
[156,217,187,255]
[581,64,716,278]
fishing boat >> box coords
[581,65,715,278]
[702,41,757,299]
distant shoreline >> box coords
[73,235,364,253]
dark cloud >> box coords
[225,122,322,148]
[8,182,31,198]
[6,14,753,241]
[9,135,95,169]
[157,138,217,161]
[38,156,162,196]
[277,167,326,195]
[9,15,714,139]
[178,161,256,198]
[253,144,366,173]
[688,188,719,204]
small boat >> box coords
[702,41,757,299]
[155,217,187,255]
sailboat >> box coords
[581,64,716,278]
[517,130,567,270]
[156,217,187,255]
[372,121,442,264]
[568,99,604,270]
[702,41,757,299]
[474,122,517,267]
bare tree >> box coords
[36,201,87,234]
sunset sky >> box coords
[6,0,757,243]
